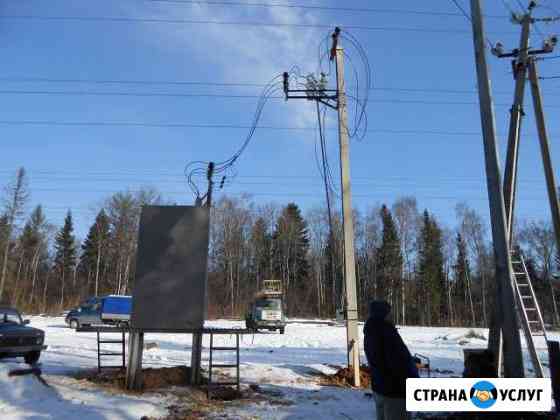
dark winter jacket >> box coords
[363,301,419,398]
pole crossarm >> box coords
[282,72,339,109]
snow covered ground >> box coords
[0,316,555,419]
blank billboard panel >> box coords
[131,205,209,331]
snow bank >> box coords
[0,361,166,419]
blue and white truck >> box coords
[65,295,132,329]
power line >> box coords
[0,119,554,135]
[0,14,517,35]
[4,90,560,108]
[150,0,510,19]
[5,76,558,97]
[0,76,264,87]
[449,0,495,48]
[1,169,555,186]
[19,176,554,190]
[18,187,554,203]
[501,0,518,15]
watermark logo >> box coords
[406,378,551,412]
[470,380,498,409]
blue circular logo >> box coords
[470,381,498,409]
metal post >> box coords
[208,333,213,388]
[190,332,203,385]
[236,333,240,392]
[333,28,361,387]
[528,59,560,254]
[470,0,524,377]
[97,330,101,373]
[126,330,144,390]
[122,329,126,370]
[503,15,531,242]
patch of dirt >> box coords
[141,384,290,420]
[143,366,192,389]
[208,386,242,401]
[74,366,195,392]
[319,365,371,389]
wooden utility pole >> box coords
[470,0,524,377]
[503,14,532,242]
[332,27,361,387]
[528,60,560,254]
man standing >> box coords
[364,300,418,420]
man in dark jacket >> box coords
[364,300,418,420]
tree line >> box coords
[1,167,559,328]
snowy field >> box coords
[0,316,555,419]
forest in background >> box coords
[1,167,559,328]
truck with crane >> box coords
[245,280,286,334]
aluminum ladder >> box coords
[511,250,549,377]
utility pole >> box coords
[490,8,532,376]
[528,60,560,253]
[332,28,361,387]
[282,27,360,386]
[486,2,560,376]
[470,0,525,377]
[502,13,532,242]
[190,161,215,386]
[206,161,215,208]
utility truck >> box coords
[245,280,286,334]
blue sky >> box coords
[2,0,560,239]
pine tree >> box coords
[250,217,272,292]
[417,210,446,326]
[323,232,343,313]
[53,211,77,307]
[80,209,111,297]
[376,205,403,313]
[272,203,310,314]
[14,206,48,307]
[453,232,474,326]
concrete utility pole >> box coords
[528,60,560,253]
[470,0,525,377]
[502,14,532,242]
[332,28,361,387]
[190,161,215,386]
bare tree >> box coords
[392,197,419,325]
[518,219,559,325]
[0,168,29,301]
[455,203,489,326]
[306,206,329,317]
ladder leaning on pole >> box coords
[511,250,549,377]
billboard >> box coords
[130,205,209,331]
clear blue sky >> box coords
[2,0,560,239]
